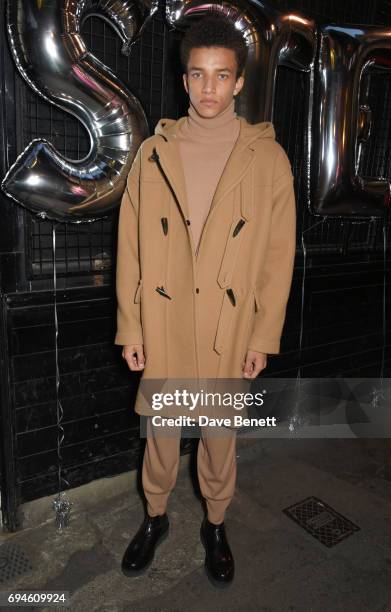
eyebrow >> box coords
[189,67,233,73]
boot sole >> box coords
[200,525,234,589]
[121,525,169,577]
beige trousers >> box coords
[142,417,237,524]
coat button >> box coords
[149,149,159,162]
[226,288,236,306]
[233,218,246,237]
[186,219,191,225]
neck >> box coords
[183,98,238,141]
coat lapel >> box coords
[154,134,190,222]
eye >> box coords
[219,74,229,79]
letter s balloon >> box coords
[1,0,158,222]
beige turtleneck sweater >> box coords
[176,98,240,255]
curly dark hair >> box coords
[180,12,248,79]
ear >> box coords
[182,73,189,94]
[233,75,244,96]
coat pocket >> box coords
[217,215,247,289]
[214,288,240,354]
[134,279,142,304]
[253,287,262,313]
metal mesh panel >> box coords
[27,220,113,277]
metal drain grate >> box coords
[0,543,33,584]
[283,496,361,547]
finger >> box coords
[124,347,138,371]
[243,356,254,378]
[252,356,267,378]
[135,346,145,370]
[125,351,136,371]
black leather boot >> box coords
[200,516,235,587]
[121,512,169,576]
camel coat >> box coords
[114,114,296,422]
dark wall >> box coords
[0,0,390,531]
[0,3,189,531]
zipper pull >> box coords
[161,217,168,235]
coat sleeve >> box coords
[114,146,143,346]
[247,146,296,355]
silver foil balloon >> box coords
[2,0,158,222]
[313,25,391,217]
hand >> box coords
[122,344,145,371]
[242,350,267,379]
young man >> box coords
[114,13,296,587]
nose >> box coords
[202,75,216,94]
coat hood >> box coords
[154,114,276,146]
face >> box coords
[182,46,244,118]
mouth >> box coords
[200,100,217,106]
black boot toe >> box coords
[200,517,235,587]
[121,512,169,576]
